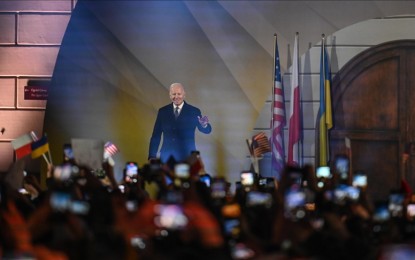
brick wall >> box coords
[0,1,74,172]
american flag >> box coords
[104,141,119,157]
[252,132,271,158]
[271,34,286,177]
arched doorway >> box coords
[330,40,415,201]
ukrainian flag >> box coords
[31,135,49,159]
[319,38,333,166]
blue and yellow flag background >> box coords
[319,41,333,166]
[31,135,49,159]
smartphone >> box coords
[125,162,138,178]
[211,177,227,199]
[53,164,73,181]
[407,203,415,220]
[154,204,188,230]
[389,192,405,217]
[174,163,190,179]
[191,150,200,158]
[334,155,350,181]
[246,191,272,207]
[63,143,74,162]
[240,171,255,186]
[284,187,307,220]
[70,200,90,215]
[50,192,71,212]
[285,188,306,210]
[223,218,241,238]
[352,173,367,189]
[316,166,331,178]
[373,201,390,222]
[126,200,138,212]
[160,190,183,204]
[199,174,211,187]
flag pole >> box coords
[246,139,257,173]
[321,34,326,166]
[271,33,277,173]
[345,136,352,184]
[44,133,53,165]
[296,32,302,166]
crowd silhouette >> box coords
[1,150,415,260]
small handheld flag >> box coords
[252,132,271,158]
[11,133,33,159]
[31,135,49,159]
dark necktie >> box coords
[175,106,179,118]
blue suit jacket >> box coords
[149,101,212,162]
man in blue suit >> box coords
[148,83,212,163]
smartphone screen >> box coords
[154,204,188,230]
[63,143,74,162]
[174,163,190,179]
[124,162,139,183]
[373,201,390,222]
[50,192,71,211]
[334,155,349,180]
[407,204,415,220]
[125,162,138,177]
[211,178,227,199]
[199,174,211,187]
[352,174,367,188]
[246,191,272,207]
[316,166,331,178]
[240,171,255,186]
[70,200,90,215]
[284,187,306,220]
[389,192,405,217]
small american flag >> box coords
[252,132,271,158]
[104,141,119,157]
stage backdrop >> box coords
[44,0,415,184]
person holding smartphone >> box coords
[148,83,212,163]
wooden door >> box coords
[329,40,415,202]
